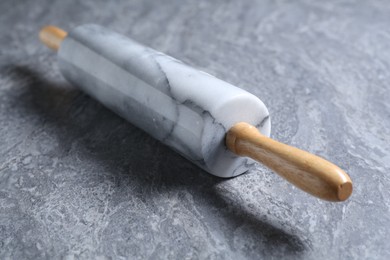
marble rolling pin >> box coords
[39,24,352,202]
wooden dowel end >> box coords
[39,25,67,51]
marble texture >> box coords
[59,24,270,177]
[0,0,390,259]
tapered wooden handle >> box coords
[39,25,67,51]
[226,122,352,201]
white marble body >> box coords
[58,24,270,177]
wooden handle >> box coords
[39,25,67,51]
[226,122,352,201]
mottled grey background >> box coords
[0,0,389,259]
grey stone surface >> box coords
[0,0,389,259]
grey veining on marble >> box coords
[58,24,269,178]
[0,0,389,259]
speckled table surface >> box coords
[0,0,389,259]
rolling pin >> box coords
[39,24,352,201]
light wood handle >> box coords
[39,25,67,51]
[226,122,352,201]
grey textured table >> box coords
[1,0,389,259]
